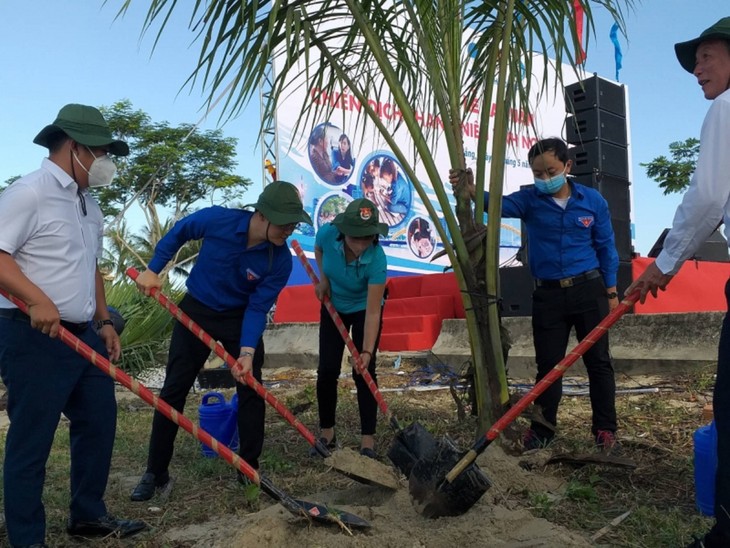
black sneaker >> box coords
[67,513,146,538]
[522,429,553,451]
[130,472,170,502]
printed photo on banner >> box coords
[308,123,356,186]
[357,152,412,228]
[407,217,436,259]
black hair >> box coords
[309,125,327,146]
[336,230,380,246]
[409,218,431,241]
[527,137,569,165]
[46,131,71,153]
[380,158,397,179]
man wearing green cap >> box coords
[0,104,145,546]
[626,17,730,548]
[130,180,313,500]
[310,198,388,459]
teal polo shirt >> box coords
[314,223,387,313]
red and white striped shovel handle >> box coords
[291,240,391,420]
[0,287,261,483]
[125,267,323,451]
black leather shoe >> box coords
[130,472,169,502]
[67,513,146,538]
[360,447,377,460]
[308,435,337,457]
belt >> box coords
[0,308,90,334]
[535,269,601,289]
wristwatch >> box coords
[606,292,618,299]
[95,318,114,330]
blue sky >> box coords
[0,1,726,255]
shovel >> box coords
[409,291,639,518]
[126,267,397,490]
[0,288,370,530]
[291,240,446,477]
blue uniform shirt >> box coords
[315,223,387,313]
[484,182,619,287]
[148,206,292,348]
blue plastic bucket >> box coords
[694,420,717,516]
[199,391,239,458]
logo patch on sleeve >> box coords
[578,216,595,228]
[246,268,260,281]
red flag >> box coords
[573,0,586,64]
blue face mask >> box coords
[534,171,567,195]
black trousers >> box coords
[530,275,616,438]
[317,305,382,436]
[145,294,265,474]
[711,279,730,538]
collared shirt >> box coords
[315,222,387,313]
[656,88,730,275]
[484,182,619,286]
[148,206,292,348]
[0,158,102,322]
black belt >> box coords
[535,269,601,289]
[0,308,90,334]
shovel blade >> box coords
[387,422,438,477]
[408,436,492,518]
[294,499,371,529]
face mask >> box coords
[73,147,117,187]
[534,171,567,195]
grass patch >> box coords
[0,365,718,546]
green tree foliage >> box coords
[122,0,635,429]
[97,99,252,219]
[640,138,699,195]
[95,100,251,280]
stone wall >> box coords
[263,312,725,376]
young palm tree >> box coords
[121,0,634,429]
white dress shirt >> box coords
[0,158,103,322]
[656,88,730,275]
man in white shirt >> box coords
[626,17,730,548]
[0,104,145,547]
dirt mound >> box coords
[164,445,588,547]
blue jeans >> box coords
[0,316,116,546]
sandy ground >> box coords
[161,443,589,547]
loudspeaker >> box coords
[573,173,632,261]
[566,109,628,147]
[498,262,635,317]
[648,228,729,262]
[568,140,629,179]
[572,173,630,221]
[617,260,633,311]
[499,265,534,317]
[564,74,626,117]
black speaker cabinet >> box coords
[566,109,628,147]
[499,265,534,317]
[564,74,626,117]
[617,260,633,310]
[572,174,631,222]
[569,140,629,179]
[573,173,633,261]
[648,228,729,262]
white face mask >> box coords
[72,146,117,187]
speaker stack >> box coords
[565,74,634,270]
